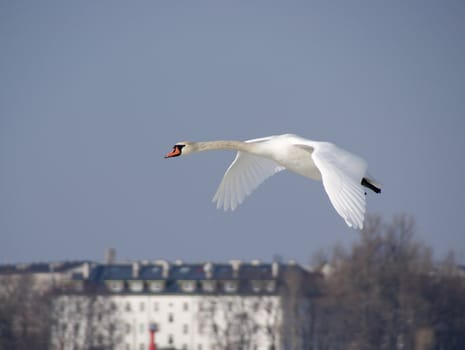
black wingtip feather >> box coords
[361,177,381,194]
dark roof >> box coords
[0,259,316,295]
[89,265,128,280]
[83,262,282,283]
[213,264,234,279]
[170,264,205,280]
[0,261,90,275]
[89,264,167,281]
[140,265,165,279]
[78,262,281,295]
[240,264,273,279]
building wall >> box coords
[52,294,281,350]
[117,294,203,350]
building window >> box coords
[168,334,174,345]
[224,280,238,293]
[107,280,124,292]
[139,343,145,350]
[265,280,276,292]
[126,323,131,334]
[197,344,203,350]
[183,324,188,334]
[129,280,144,292]
[198,322,205,335]
[202,280,216,292]
[73,323,79,335]
[140,324,144,333]
[140,302,145,312]
[149,280,165,292]
[154,302,159,311]
[251,280,262,292]
[125,302,132,312]
[168,313,174,323]
[180,281,196,292]
[183,302,189,311]
[109,322,115,337]
[253,302,259,312]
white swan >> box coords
[164,133,381,229]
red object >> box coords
[149,325,157,350]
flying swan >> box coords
[164,133,381,229]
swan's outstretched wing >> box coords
[310,142,368,229]
[213,150,284,211]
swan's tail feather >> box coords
[361,177,381,194]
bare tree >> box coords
[261,296,281,350]
[0,274,51,350]
[419,251,465,349]
[312,214,465,350]
[198,295,280,350]
[50,293,123,350]
[50,295,81,350]
[280,264,320,350]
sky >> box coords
[1,1,465,266]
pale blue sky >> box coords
[1,1,465,264]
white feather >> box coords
[310,142,368,229]
[166,134,380,229]
[213,149,285,211]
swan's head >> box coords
[164,142,194,158]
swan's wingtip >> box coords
[212,198,232,212]
[344,218,364,230]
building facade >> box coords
[0,261,90,292]
[52,259,316,350]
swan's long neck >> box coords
[192,140,259,154]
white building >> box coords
[52,259,317,350]
[0,261,91,292]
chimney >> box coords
[105,248,116,264]
[154,260,170,278]
[230,260,241,278]
[132,261,140,278]
[83,262,90,279]
[272,261,279,278]
[203,262,213,279]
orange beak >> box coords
[164,147,181,158]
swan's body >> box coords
[165,134,381,229]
